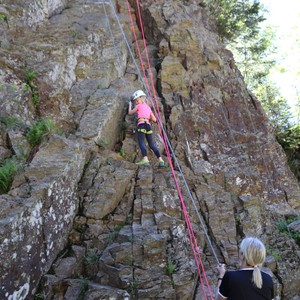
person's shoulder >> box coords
[224,270,237,278]
[261,270,273,281]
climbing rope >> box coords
[101,1,131,100]
[110,1,216,298]
[103,2,289,298]
[105,1,219,298]
[129,3,216,298]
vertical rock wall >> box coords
[0,0,299,299]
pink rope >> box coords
[134,0,172,167]
[126,2,214,298]
[125,0,151,96]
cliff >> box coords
[0,0,299,299]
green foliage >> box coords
[0,116,21,130]
[259,87,300,180]
[195,127,201,135]
[24,69,40,110]
[25,118,56,148]
[25,70,36,83]
[78,278,89,300]
[84,252,100,265]
[166,261,176,275]
[99,139,108,148]
[119,148,126,158]
[205,0,265,42]
[0,14,7,21]
[266,246,281,262]
[0,157,20,193]
[277,216,300,245]
[34,293,44,300]
[232,26,276,87]
[71,30,78,39]
[234,213,241,223]
[106,224,123,243]
[32,92,39,110]
[128,280,137,294]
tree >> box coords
[205,0,266,42]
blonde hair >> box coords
[240,237,266,289]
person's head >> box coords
[132,90,146,104]
[240,237,266,288]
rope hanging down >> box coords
[124,0,220,264]
[125,2,214,298]
[105,1,219,298]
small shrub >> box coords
[166,261,176,275]
[266,246,281,262]
[0,116,21,130]
[277,217,300,244]
[99,139,108,149]
[127,280,137,294]
[25,118,56,148]
[119,148,126,157]
[25,70,36,84]
[78,278,89,300]
[71,30,78,39]
[84,252,100,265]
[0,158,20,193]
[0,14,7,21]
[34,293,44,300]
[106,225,123,243]
[234,214,241,222]
[32,92,39,110]
[195,127,201,134]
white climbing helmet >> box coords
[132,89,146,100]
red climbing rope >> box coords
[126,1,214,298]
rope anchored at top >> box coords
[104,1,220,298]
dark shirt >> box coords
[219,269,274,300]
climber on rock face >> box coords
[128,89,164,167]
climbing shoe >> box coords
[136,159,150,166]
[159,161,165,167]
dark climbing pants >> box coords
[137,124,161,158]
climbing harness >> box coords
[137,127,153,135]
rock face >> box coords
[0,0,299,300]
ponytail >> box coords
[252,265,263,288]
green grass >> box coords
[32,92,39,110]
[84,252,100,265]
[127,280,137,295]
[0,158,20,193]
[24,69,39,110]
[119,148,126,157]
[25,118,56,148]
[106,224,123,243]
[99,139,108,148]
[0,14,7,21]
[78,278,89,300]
[34,293,44,300]
[25,70,36,83]
[0,116,21,130]
[166,261,176,275]
[266,245,281,262]
[277,216,300,245]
